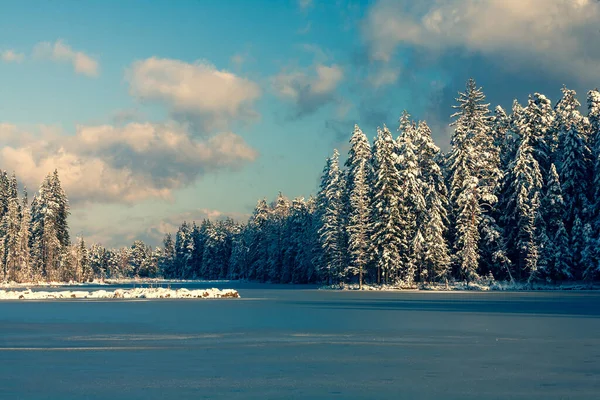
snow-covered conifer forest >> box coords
[3,79,600,287]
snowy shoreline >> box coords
[0,287,240,300]
[320,281,600,292]
[0,278,232,289]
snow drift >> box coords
[0,287,240,300]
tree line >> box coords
[2,78,599,286]
[158,79,600,287]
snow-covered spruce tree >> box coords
[317,150,345,285]
[2,198,20,281]
[200,220,219,280]
[248,198,269,281]
[50,170,70,248]
[396,112,426,284]
[555,87,592,226]
[554,87,592,278]
[412,120,452,282]
[521,94,555,174]
[280,197,300,283]
[415,120,448,208]
[581,222,599,281]
[371,126,403,284]
[266,192,290,282]
[344,124,371,288]
[228,224,248,281]
[174,221,193,279]
[587,89,600,233]
[541,164,571,281]
[304,195,321,283]
[160,233,175,277]
[89,243,107,279]
[29,172,70,281]
[447,78,494,282]
[491,106,511,163]
[505,132,544,282]
[17,188,31,282]
[288,197,318,283]
[188,222,204,279]
[422,185,451,282]
[73,237,92,282]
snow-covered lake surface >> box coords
[1,281,599,399]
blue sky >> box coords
[1,0,599,247]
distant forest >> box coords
[2,78,600,286]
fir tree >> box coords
[371,126,403,284]
[317,150,345,284]
[448,78,491,281]
[541,164,571,281]
[345,125,371,288]
[397,113,426,284]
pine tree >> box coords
[448,78,492,281]
[317,150,345,284]
[248,199,269,281]
[522,93,554,174]
[345,125,371,288]
[18,189,31,282]
[397,113,426,284]
[174,222,192,279]
[506,132,544,281]
[541,164,571,281]
[89,243,107,280]
[50,170,70,248]
[2,198,20,281]
[160,233,175,277]
[588,89,600,233]
[555,87,592,231]
[371,126,403,284]
[422,185,451,282]
[74,237,92,282]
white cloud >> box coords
[127,57,261,130]
[363,0,600,83]
[1,50,24,63]
[33,40,99,77]
[0,122,257,205]
[272,63,344,116]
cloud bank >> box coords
[0,122,257,205]
[363,0,600,84]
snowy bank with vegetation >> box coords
[0,287,240,300]
[321,280,600,292]
[0,278,232,289]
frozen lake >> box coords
[1,282,599,399]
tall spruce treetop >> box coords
[50,170,70,247]
[345,124,371,184]
[522,93,554,173]
[449,78,496,205]
[415,120,448,210]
